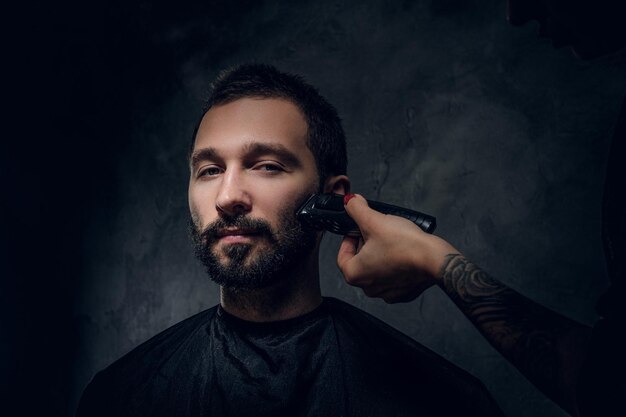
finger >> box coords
[363,286,382,298]
[357,237,365,252]
[383,291,417,304]
[382,281,432,304]
[337,235,360,278]
[343,194,382,236]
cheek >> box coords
[256,181,317,227]
[189,205,202,230]
[188,186,218,228]
[188,192,197,217]
[256,178,316,209]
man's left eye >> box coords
[257,163,284,172]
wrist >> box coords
[425,236,460,283]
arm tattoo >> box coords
[440,254,590,415]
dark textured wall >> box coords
[3,1,625,416]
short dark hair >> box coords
[190,63,347,185]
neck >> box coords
[219,249,322,322]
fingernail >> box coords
[343,194,356,205]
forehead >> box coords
[193,97,309,154]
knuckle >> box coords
[343,272,361,286]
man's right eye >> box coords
[198,166,222,177]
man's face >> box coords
[188,98,320,289]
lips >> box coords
[214,228,263,244]
[199,215,276,246]
[216,228,259,237]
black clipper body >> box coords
[296,193,436,236]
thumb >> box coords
[337,235,360,278]
[343,194,380,235]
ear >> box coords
[322,175,351,195]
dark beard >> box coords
[190,208,317,290]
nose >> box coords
[215,169,252,217]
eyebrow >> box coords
[190,141,303,169]
[190,147,218,169]
[242,142,302,168]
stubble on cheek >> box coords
[189,206,203,232]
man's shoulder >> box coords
[77,306,219,416]
[324,297,504,417]
[325,297,465,372]
[106,305,219,373]
[326,296,419,340]
[325,296,442,357]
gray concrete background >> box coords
[68,1,625,416]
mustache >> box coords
[198,214,276,244]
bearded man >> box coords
[76,64,503,417]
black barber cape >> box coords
[77,298,503,417]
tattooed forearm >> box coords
[439,254,591,416]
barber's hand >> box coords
[337,194,460,303]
